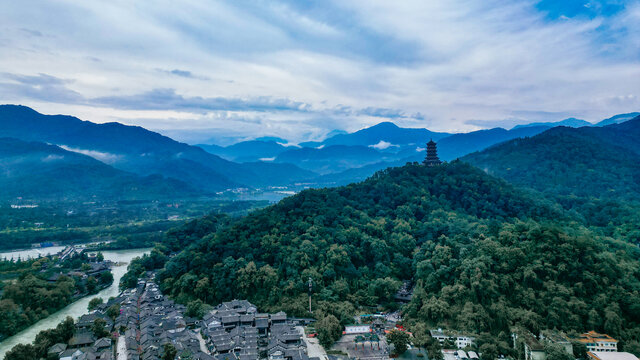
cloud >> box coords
[358,107,406,118]
[157,68,210,80]
[42,154,64,162]
[59,146,121,164]
[369,140,397,150]
[0,0,639,142]
[0,73,83,103]
[92,88,313,113]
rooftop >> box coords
[575,331,618,344]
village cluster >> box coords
[46,276,323,360]
[42,267,638,360]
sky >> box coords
[0,0,639,145]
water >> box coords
[0,246,67,261]
[0,248,150,358]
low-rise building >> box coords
[574,331,618,352]
[588,352,638,360]
[430,329,476,349]
[522,333,546,360]
[344,325,371,334]
[541,330,573,355]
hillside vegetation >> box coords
[463,116,640,200]
[122,161,640,352]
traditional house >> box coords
[573,331,618,352]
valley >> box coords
[1,108,640,360]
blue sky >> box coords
[0,0,639,144]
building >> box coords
[521,333,546,360]
[588,352,639,360]
[424,139,442,166]
[574,331,618,352]
[541,330,573,355]
[344,325,371,334]
[430,329,476,349]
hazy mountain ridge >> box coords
[3,105,639,196]
[0,137,198,200]
[512,117,592,129]
[0,105,310,191]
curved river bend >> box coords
[0,248,150,359]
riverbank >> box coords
[0,248,150,359]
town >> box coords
[43,273,639,360]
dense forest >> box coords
[120,161,640,354]
[463,117,640,201]
[0,253,112,340]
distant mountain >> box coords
[436,126,551,161]
[595,112,640,126]
[0,105,309,190]
[512,117,592,129]
[463,115,640,200]
[275,145,388,174]
[198,140,289,162]
[299,122,450,148]
[238,162,317,186]
[255,136,288,143]
[295,126,554,185]
[309,159,404,187]
[0,137,197,200]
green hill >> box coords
[463,116,640,200]
[125,161,640,350]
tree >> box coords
[411,323,430,350]
[545,344,573,360]
[86,276,98,293]
[88,297,104,311]
[96,252,104,262]
[4,343,37,360]
[428,338,444,360]
[162,343,177,360]
[572,341,588,359]
[479,343,498,360]
[317,314,342,348]
[185,299,211,319]
[387,329,410,355]
[92,318,109,338]
[99,271,113,285]
[106,304,121,320]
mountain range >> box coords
[0,137,197,200]
[0,105,313,197]
[2,104,639,200]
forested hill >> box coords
[462,115,640,200]
[137,161,640,352]
[154,162,561,306]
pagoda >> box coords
[423,139,442,166]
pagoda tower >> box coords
[423,139,442,166]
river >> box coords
[0,248,150,358]
[0,246,68,261]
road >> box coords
[297,326,328,360]
[196,330,210,354]
[116,335,127,360]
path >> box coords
[196,330,210,354]
[116,335,128,360]
[297,326,328,360]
